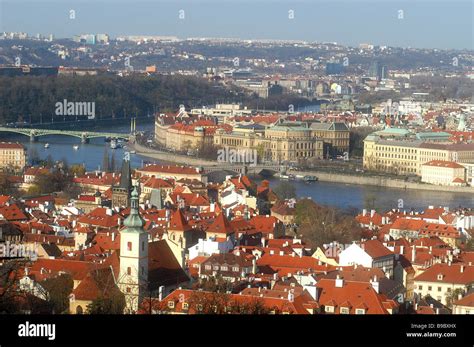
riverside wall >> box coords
[291,170,474,194]
[132,142,474,194]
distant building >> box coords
[214,122,324,163]
[363,131,474,176]
[368,61,388,81]
[0,142,26,172]
[421,161,466,186]
[308,122,350,156]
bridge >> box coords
[0,127,130,143]
[201,163,287,176]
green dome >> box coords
[123,186,145,230]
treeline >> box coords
[0,74,242,124]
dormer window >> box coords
[340,307,350,314]
[168,301,175,309]
[233,266,239,272]
[182,302,189,310]
[355,309,365,315]
[437,274,444,280]
[325,306,334,313]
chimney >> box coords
[411,245,416,263]
[252,258,257,274]
[158,285,165,301]
[335,274,344,288]
[370,275,380,293]
[429,246,432,255]
[400,245,404,255]
[111,232,116,241]
[261,237,266,248]
[370,209,375,218]
[362,208,367,216]
[460,265,465,273]
[106,208,113,216]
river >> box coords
[1,120,473,211]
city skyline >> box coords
[0,0,473,50]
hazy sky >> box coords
[0,0,473,49]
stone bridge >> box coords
[201,163,286,176]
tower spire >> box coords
[123,186,145,230]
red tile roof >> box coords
[168,209,193,232]
[414,263,474,285]
[317,278,396,314]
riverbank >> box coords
[131,142,474,194]
[289,169,474,194]
[130,142,218,166]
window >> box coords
[213,265,219,271]
[418,285,423,290]
[127,242,132,251]
[141,266,144,275]
[221,266,228,271]
[340,307,350,314]
[197,304,203,311]
[168,301,175,309]
[438,287,442,292]
[182,302,189,310]
[428,286,432,291]
[142,241,145,251]
[325,306,334,313]
[205,265,211,270]
[127,267,131,275]
[355,309,365,315]
[126,287,131,293]
[232,266,239,272]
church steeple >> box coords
[124,186,145,230]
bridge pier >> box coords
[81,134,89,144]
[29,132,37,142]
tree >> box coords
[294,198,363,247]
[86,269,126,314]
[102,147,110,172]
[28,147,40,165]
[198,141,219,160]
[445,288,465,309]
[69,164,85,177]
[45,154,54,168]
[87,295,125,314]
[273,181,296,200]
[0,259,35,313]
[350,127,373,157]
[192,275,233,293]
[39,274,74,314]
[110,152,116,172]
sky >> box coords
[0,0,473,50]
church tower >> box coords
[118,186,148,313]
[112,154,132,209]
